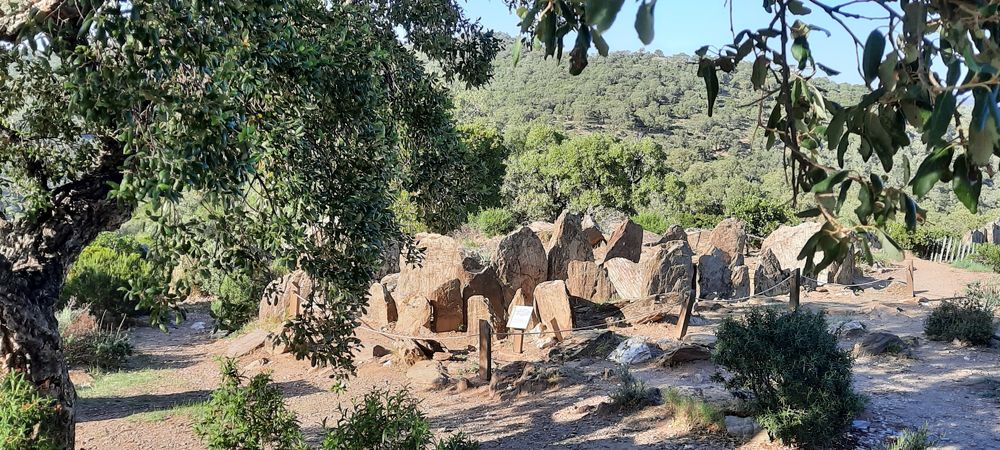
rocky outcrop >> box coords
[603,257,643,300]
[258,270,319,322]
[494,226,548,306]
[601,219,643,263]
[753,249,790,296]
[546,211,594,280]
[697,247,731,299]
[533,280,574,334]
[395,233,467,309]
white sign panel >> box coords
[506,305,534,330]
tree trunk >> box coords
[0,147,129,448]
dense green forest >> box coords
[443,40,1000,237]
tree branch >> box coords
[0,0,83,42]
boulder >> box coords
[380,273,400,295]
[832,320,867,338]
[659,343,712,366]
[853,332,906,356]
[396,295,433,335]
[376,240,401,279]
[227,329,269,358]
[427,279,464,332]
[566,260,614,302]
[462,266,507,328]
[640,240,694,301]
[731,265,750,299]
[393,339,430,365]
[494,227,548,306]
[641,230,663,247]
[363,282,397,327]
[753,249,790,296]
[406,361,450,389]
[546,211,594,280]
[603,257,643,300]
[466,295,495,336]
[527,221,555,244]
[580,215,606,247]
[697,247,732,299]
[760,222,859,284]
[601,219,643,263]
[686,230,712,256]
[533,281,574,334]
[372,345,391,358]
[725,416,761,437]
[608,337,657,365]
[395,233,467,309]
[708,218,747,265]
[258,270,317,322]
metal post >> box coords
[789,268,801,311]
[478,320,492,382]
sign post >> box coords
[506,305,533,354]
[478,319,492,382]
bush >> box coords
[661,387,724,431]
[207,272,260,333]
[0,371,58,450]
[61,232,159,318]
[64,329,133,371]
[196,359,306,450]
[712,308,865,447]
[435,433,480,450]
[466,208,516,237]
[631,210,668,234]
[883,222,952,255]
[608,365,650,412]
[723,192,794,240]
[924,298,995,345]
[878,423,938,450]
[974,243,1000,273]
[322,388,433,449]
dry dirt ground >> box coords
[75,258,1000,450]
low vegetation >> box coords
[322,388,434,449]
[60,232,160,319]
[660,388,724,431]
[924,296,996,346]
[607,365,651,412]
[0,372,57,450]
[712,308,865,447]
[58,307,134,372]
[877,423,939,450]
[974,244,1000,273]
[467,207,516,237]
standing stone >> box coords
[364,282,397,326]
[380,273,400,296]
[396,295,433,335]
[601,219,643,263]
[640,240,694,301]
[731,265,750,299]
[753,249,790,296]
[661,225,687,243]
[376,240,401,279]
[494,227,548,307]
[603,257,643,300]
[546,211,594,281]
[395,234,466,309]
[533,280,574,333]
[592,264,615,302]
[258,270,319,322]
[760,222,858,284]
[427,279,464,332]
[466,295,494,336]
[697,247,732,299]
[581,215,606,247]
[566,260,615,302]
[708,218,747,265]
[506,288,538,330]
[527,221,555,244]
[641,230,663,247]
[463,266,507,328]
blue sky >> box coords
[461,0,892,84]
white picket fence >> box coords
[927,237,981,263]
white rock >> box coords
[608,337,656,365]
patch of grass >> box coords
[950,259,994,273]
[878,423,939,450]
[129,401,208,423]
[661,387,724,431]
[77,369,179,399]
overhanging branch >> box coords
[0,0,83,42]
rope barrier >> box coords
[800,276,906,288]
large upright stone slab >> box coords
[580,215,606,247]
[546,211,594,281]
[602,219,643,263]
[397,295,433,335]
[364,282,397,326]
[760,222,858,284]
[466,295,495,335]
[731,265,750,299]
[494,227,548,306]
[661,225,687,243]
[566,260,615,302]
[462,266,507,327]
[753,249,790,296]
[258,270,318,323]
[698,247,732,299]
[640,240,694,300]
[427,279,464,332]
[395,233,467,308]
[604,257,643,300]
[533,280,574,333]
[708,218,747,265]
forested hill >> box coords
[452,44,865,158]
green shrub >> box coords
[64,328,133,371]
[207,272,259,333]
[884,222,952,255]
[661,387,724,431]
[631,210,668,234]
[196,359,306,450]
[467,208,516,237]
[0,371,58,450]
[608,365,650,412]
[322,388,433,449]
[61,232,160,318]
[924,300,995,345]
[723,192,794,239]
[435,433,480,450]
[974,243,1000,273]
[712,308,865,447]
[950,259,994,272]
[878,423,939,450]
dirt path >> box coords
[75,259,1000,449]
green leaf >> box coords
[816,63,840,76]
[702,64,720,117]
[826,108,847,150]
[797,207,821,218]
[836,179,852,214]
[855,183,873,224]
[751,55,768,90]
[586,0,626,32]
[952,154,982,213]
[862,31,886,85]
[910,145,953,198]
[787,0,811,15]
[811,170,849,193]
[512,39,523,67]
[903,194,918,231]
[791,36,810,69]
[926,91,956,144]
[635,0,656,45]
[876,228,903,262]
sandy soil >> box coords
[75,258,1000,450]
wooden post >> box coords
[789,268,801,311]
[511,328,524,354]
[478,320,492,382]
[906,260,915,298]
[675,263,698,340]
[548,318,563,342]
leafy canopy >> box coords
[509,0,1000,275]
